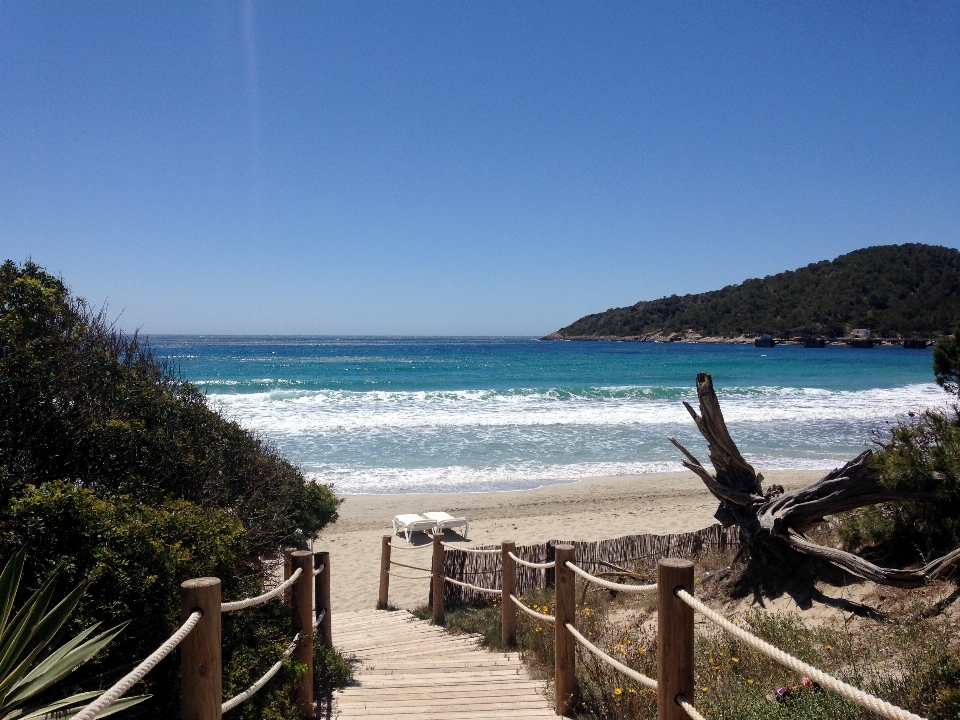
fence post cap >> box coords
[290,549,313,559]
[181,577,220,590]
[659,558,694,569]
[554,544,574,552]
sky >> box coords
[2,2,958,336]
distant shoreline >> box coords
[540,332,934,345]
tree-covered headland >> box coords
[0,260,341,718]
[550,243,960,339]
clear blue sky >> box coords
[2,2,958,335]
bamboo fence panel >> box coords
[442,524,738,607]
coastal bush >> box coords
[933,326,960,395]
[0,260,343,718]
[837,329,960,566]
[0,260,340,554]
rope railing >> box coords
[565,561,658,593]
[675,589,927,720]
[391,559,432,573]
[221,568,303,612]
[384,533,930,720]
[222,633,301,713]
[69,610,202,720]
[677,694,708,720]
[508,551,555,569]
[443,575,501,594]
[387,570,433,580]
[442,542,501,554]
[76,549,331,720]
[565,622,658,691]
[388,542,431,551]
[509,594,555,623]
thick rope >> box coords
[677,694,708,720]
[675,589,927,720]
[314,608,326,628]
[222,633,301,713]
[391,559,432,573]
[565,561,657,593]
[509,594,555,623]
[565,623,658,690]
[508,551,555,569]
[222,568,303,612]
[442,543,501,554]
[313,563,325,577]
[388,543,431,551]
[70,611,202,720]
[443,576,502,594]
[387,570,432,580]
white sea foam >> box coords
[308,456,847,495]
[201,382,949,493]
[208,383,946,435]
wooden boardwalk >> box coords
[331,609,557,719]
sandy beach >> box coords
[316,469,824,612]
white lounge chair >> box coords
[392,514,436,542]
[423,511,469,538]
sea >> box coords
[149,337,946,495]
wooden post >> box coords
[283,549,293,604]
[181,577,222,720]
[545,542,556,589]
[554,545,576,717]
[290,551,314,717]
[431,533,445,625]
[378,535,391,609]
[657,558,695,720]
[315,550,332,648]
[501,541,517,647]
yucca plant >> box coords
[0,548,145,719]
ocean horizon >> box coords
[150,336,945,495]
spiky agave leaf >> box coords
[0,551,145,719]
[7,624,127,706]
[0,550,26,638]
[0,575,91,703]
[2,690,147,720]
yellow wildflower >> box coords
[614,688,622,695]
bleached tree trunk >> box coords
[671,373,960,588]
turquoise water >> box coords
[150,337,944,494]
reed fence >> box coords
[438,524,738,606]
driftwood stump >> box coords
[671,373,960,588]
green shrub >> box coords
[0,260,343,718]
[314,642,354,697]
[835,330,960,565]
[0,260,340,554]
[933,327,960,396]
[4,482,259,716]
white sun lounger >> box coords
[423,511,469,538]
[392,514,436,542]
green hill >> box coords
[548,244,960,340]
